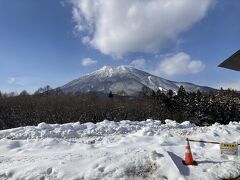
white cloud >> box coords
[218,81,240,91]
[7,77,31,86]
[151,52,205,76]
[71,0,215,57]
[81,57,97,66]
[7,77,16,85]
[60,1,66,7]
[130,58,146,70]
[82,36,90,44]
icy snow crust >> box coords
[0,120,240,179]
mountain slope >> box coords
[60,66,213,96]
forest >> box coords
[0,86,239,130]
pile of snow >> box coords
[0,120,240,179]
[0,119,197,140]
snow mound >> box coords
[0,119,196,140]
[0,120,240,179]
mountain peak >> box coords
[94,65,132,77]
[99,65,131,71]
[99,65,112,71]
[61,66,214,96]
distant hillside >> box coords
[60,66,214,96]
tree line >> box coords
[0,86,239,130]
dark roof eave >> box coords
[218,50,240,71]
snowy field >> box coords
[0,120,240,180]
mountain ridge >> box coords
[60,66,214,96]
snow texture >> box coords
[0,119,240,179]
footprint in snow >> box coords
[150,150,164,161]
[98,167,105,172]
[47,168,53,175]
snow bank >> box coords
[0,119,196,140]
[0,120,240,179]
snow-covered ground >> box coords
[0,119,240,180]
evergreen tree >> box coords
[19,90,29,96]
[151,90,156,97]
[177,85,187,98]
[108,91,113,98]
[167,89,174,99]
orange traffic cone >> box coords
[182,138,197,165]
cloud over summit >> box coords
[81,58,97,66]
[152,52,205,76]
[71,0,215,57]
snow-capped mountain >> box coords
[60,66,213,96]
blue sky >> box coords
[0,0,240,93]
